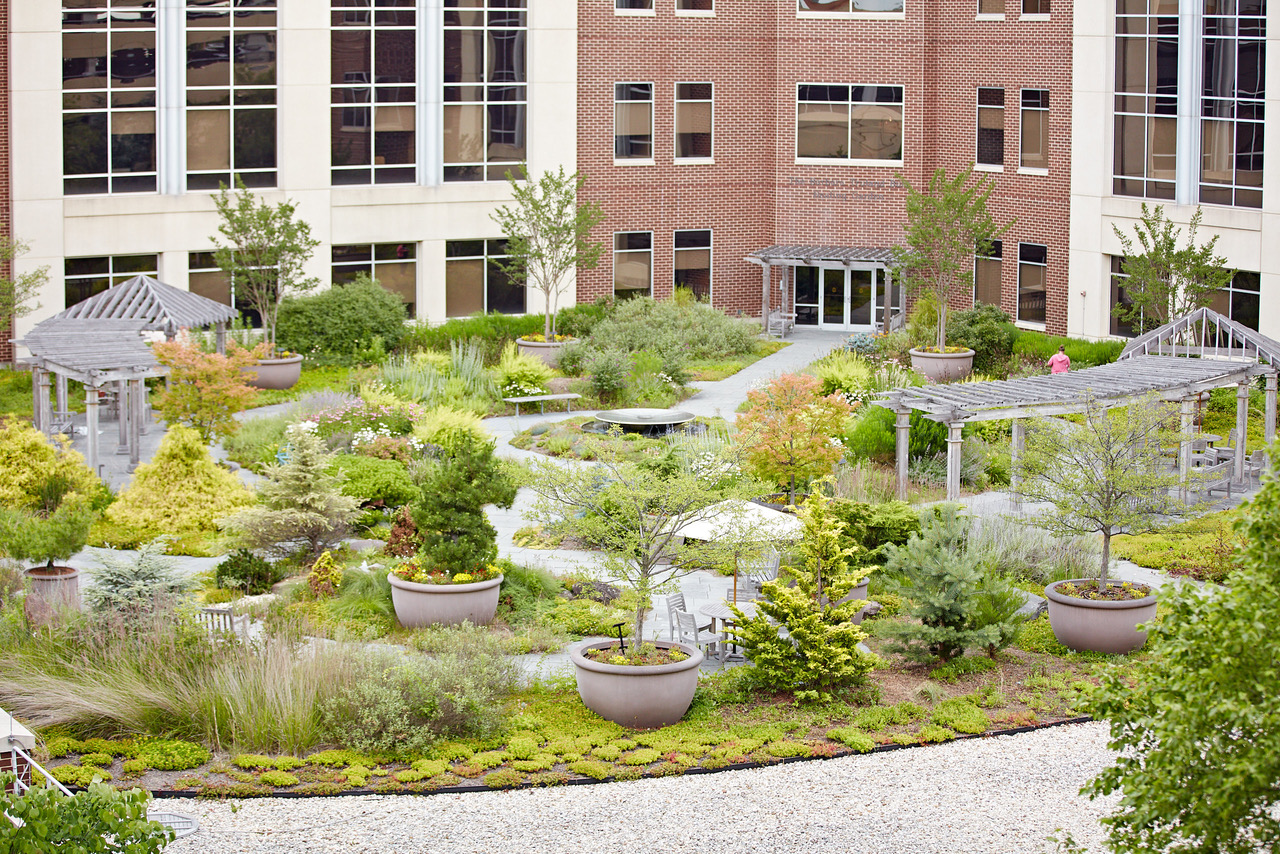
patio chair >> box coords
[665,593,710,640]
[730,578,761,602]
[746,551,780,585]
[675,610,724,662]
[1244,449,1266,483]
[1197,459,1233,498]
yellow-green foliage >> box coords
[0,419,100,510]
[412,405,489,453]
[1112,510,1243,583]
[97,426,254,548]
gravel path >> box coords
[166,722,1117,854]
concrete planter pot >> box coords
[1044,579,1158,654]
[571,640,703,729]
[837,578,871,625]
[387,572,503,628]
[243,354,303,390]
[516,338,568,367]
[909,348,975,383]
[23,565,80,625]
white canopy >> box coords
[676,499,803,542]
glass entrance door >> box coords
[849,269,873,325]
[816,267,878,330]
[822,269,847,326]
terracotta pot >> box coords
[387,572,502,628]
[909,347,975,383]
[23,565,81,625]
[1044,579,1158,654]
[243,354,303,390]
[571,640,703,729]
[515,338,567,367]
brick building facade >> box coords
[1,0,12,363]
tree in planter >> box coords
[526,439,750,655]
[1014,394,1191,588]
[737,373,852,504]
[895,164,1009,352]
[490,164,606,342]
[0,491,96,572]
[151,336,268,443]
[1,236,48,333]
[729,491,875,694]
[1082,453,1280,854]
[1112,203,1233,334]
[210,177,321,349]
[222,424,360,563]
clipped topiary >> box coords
[275,275,408,364]
[97,426,254,551]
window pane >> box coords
[798,102,849,158]
[446,258,485,317]
[974,256,1001,306]
[1020,101,1048,168]
[188,110,230,169]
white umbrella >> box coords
[676,499,802,542]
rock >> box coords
[530,422,554,436]
[568,580,622,604]
[1014,589,1047,619]
[861,600,884,617]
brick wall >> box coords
[1,0,12,363]
[577,0,1073,334]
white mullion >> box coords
[158,0,185,194]
[1175,0,1202,205]
[420,0,442,186]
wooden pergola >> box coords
[872,310,1280,502]
[745,245,901,336]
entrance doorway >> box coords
[795,265,895,331]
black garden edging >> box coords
[136,715,1095,800]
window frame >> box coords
[444,239,525,318]
[615,0,656,16]
[615,82,656,164]
[1016,242,1048,328]
[613,231,654,299]
[973,239,1003,308]
[1018,88,1050,173]
[675,0,716,17]
[64,254,159,310]
[673,229,713,303]
[674,82,714,163]
[976,0,1005,19]
[331,242,419,318]
[1020,0,1049,19]
[975,87,1006,171]
[796,1,905,19]
[795,83,905,166]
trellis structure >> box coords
[873,313,1280,502]
[745,245,902,337]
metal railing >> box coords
[6,736,72,797]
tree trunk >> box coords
[1100,529,1111,588]
[936,302,948,351]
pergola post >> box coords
[1179,396,1195,496]
[1234,380,1249,482]
[55,374,68,421]
[30,367,44,433]
[37,370,53,437]
[1266,374,1277,465]
[128,377,144,471]
[760,261,771,323]
[946,419,964,501]
[215,321,227,355]
[117,380,130,455]
[895,408,910,500]
[1010,420,1025,512]
[85,385,100,476]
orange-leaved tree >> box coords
[152,336,269,443]
[737,373,852,505]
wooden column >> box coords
[895,408,910,501]
[946,420,964,502]
[761,261,771,322]
[1179,396,1195,497]
[85,385,100,476]
[139,382,151,435]
[128,377,144,471]
[1010,420,1025,512]
[216,321,227,355]
[1234,380,1249,482]
[30,367,43,433]
[37,370,53,437]
[54,374,68,421]
[117,380,130,454]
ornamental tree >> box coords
[490,164,606,341]
[1112,203,1233,333]
[737,372,852,504]
[895,164,1008,351]
[1,236,47,333]
[1083,451,1280,854]
[210,177,321,348]
[152,336,268,443]
[1014,394,1192,587]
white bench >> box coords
[503,393,582,426]
[198,607,251,639]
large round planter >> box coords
[243,354,303,391]
[1044,579,1158,654]
[909,348,975,383]
[516,338,567,368]
[23,565,80,625]
[571,640,703,729]
[837,578,872,625]
[387,572,503,628]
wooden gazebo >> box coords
[873,310,1280,502]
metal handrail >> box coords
[6,736,72,797]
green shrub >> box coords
[79,752,112,767]
[214,549,283,595]
[930,698,989,734]
[844,407,947,465]
[134,739,211,771]
[584,297,757,361]
[330,454,421,515]
[0,420,103,512]
[555,299,612,339]
[231,754,275,770]
[83,539,191,616]
[259,770,300,787]
[556,340,588,377]
[222,413,291,472]
[586,348,629,402]
[276,276,408,364]
[397,314,543,364]
[946,305,1019,374]
[827,727,876,753]
[411,405,488,454]
[493,342,553,397]
[918,724,956,743]
[0,777,172,853]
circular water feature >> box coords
[592,408,698,436]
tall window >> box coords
[674,230,711,302]
[185,1,277,190]
[614,233,653,298]
[615,84,654,160]
[62,2,158,195]
[1111,256,1260,336]
[797,85,903,163]
[443,2,527,182]
[798,1,905,13]
[331,1,417,186]
[1020,89,1049,170]
[976,88,1005,168]
[444,240,523,317]
[1017,243,1047,325]
[189,251,260,324]
[974,240,1003,307]
[333,243,418,316]
[675,83,713,161]
[1201,1,1266,208]
[64,254,157,308]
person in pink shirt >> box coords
[1048,345,1071,374]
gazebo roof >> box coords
[1118,307,1280,367]
[874,355,1272,423]
[747,245,896,265]
[17,319,164,386]
[55,274,237,334]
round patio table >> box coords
[699,601,758,660]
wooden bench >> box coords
[503,393,582,426]
[198,607,251,639]
[1197,459,1234,498]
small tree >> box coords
[895,164,1009,351]
[1,236,48,332]
[1083,452,1280,854]
[152,336,267,443]
[526,440,747,654]
[737,373,852,504]
[1014,394,1190,587]
[1112,203,1233,333]
[222,424,359,563]
[210,178,321,348]
[0,492,96,572]
[490,164,606,341]
[84,537,190,616]
[729,490,874,693]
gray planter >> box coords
[388,572,503,628]
[516,338,566,367]
[909,347,975,383]
[571,639,703,729]
[1044,579,1158,654]
[23,565,80,626]
[837,577,871,625]
[244,354,303,390]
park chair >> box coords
[665,593,710,640]
[730,578,761,602]
[746,551,781,585]
[1244,449,1267,483]
[675,610,724,662]
[198,606,250,639]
